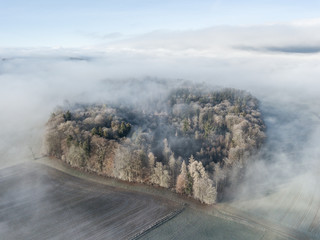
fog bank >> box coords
[1,22,320,200]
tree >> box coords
[46,129,63,158]
[169,153,176,182]
[103,128,111,138]
[185,155,195,195]
[183,118,189,132]
[148,152,156,168]
[91,127,98,135]
[67,145,87,168]
[113,147,131,181]
[188,155,195,165]
[162,138,172,163]
[195,162,217,204]
[113,147,144,182]
[98,127,103,137]
[66,135,73,147]
[151,162,170,188]
[119,121,131,137]
[204,121,214,138]
[129,150,144,182]
[95,140,107,172]
[176,160,188,194]
[82,138,91,156]
[63,110,72,121]
[185,172,193,196]
[188,158,217,204]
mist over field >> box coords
[1,20,320,238]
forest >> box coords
[46,84,265,204]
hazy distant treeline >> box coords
[46,82,265,204]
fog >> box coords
[1,22,320,206]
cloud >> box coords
[236,45,320,54]
[266,45,320,54]
[92,21,320,59]
[291,17,320,26]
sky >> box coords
[1,0,320,47]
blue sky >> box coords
[1,0,320,47]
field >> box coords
[140,207,290,240]
[0,160,317,240]
[0,162,180,240]
[229,172,320,239]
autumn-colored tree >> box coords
[176,160,187,194]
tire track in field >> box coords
[130,203,186,240]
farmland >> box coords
[140,207,290,240]
[229,172,320,239]
[0,162,180,240]
[1,159,316,240]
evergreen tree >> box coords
[63,110,72,121]
[91,127,98,135]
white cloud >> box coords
[291,17,320,26]
[91,21,320,58]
